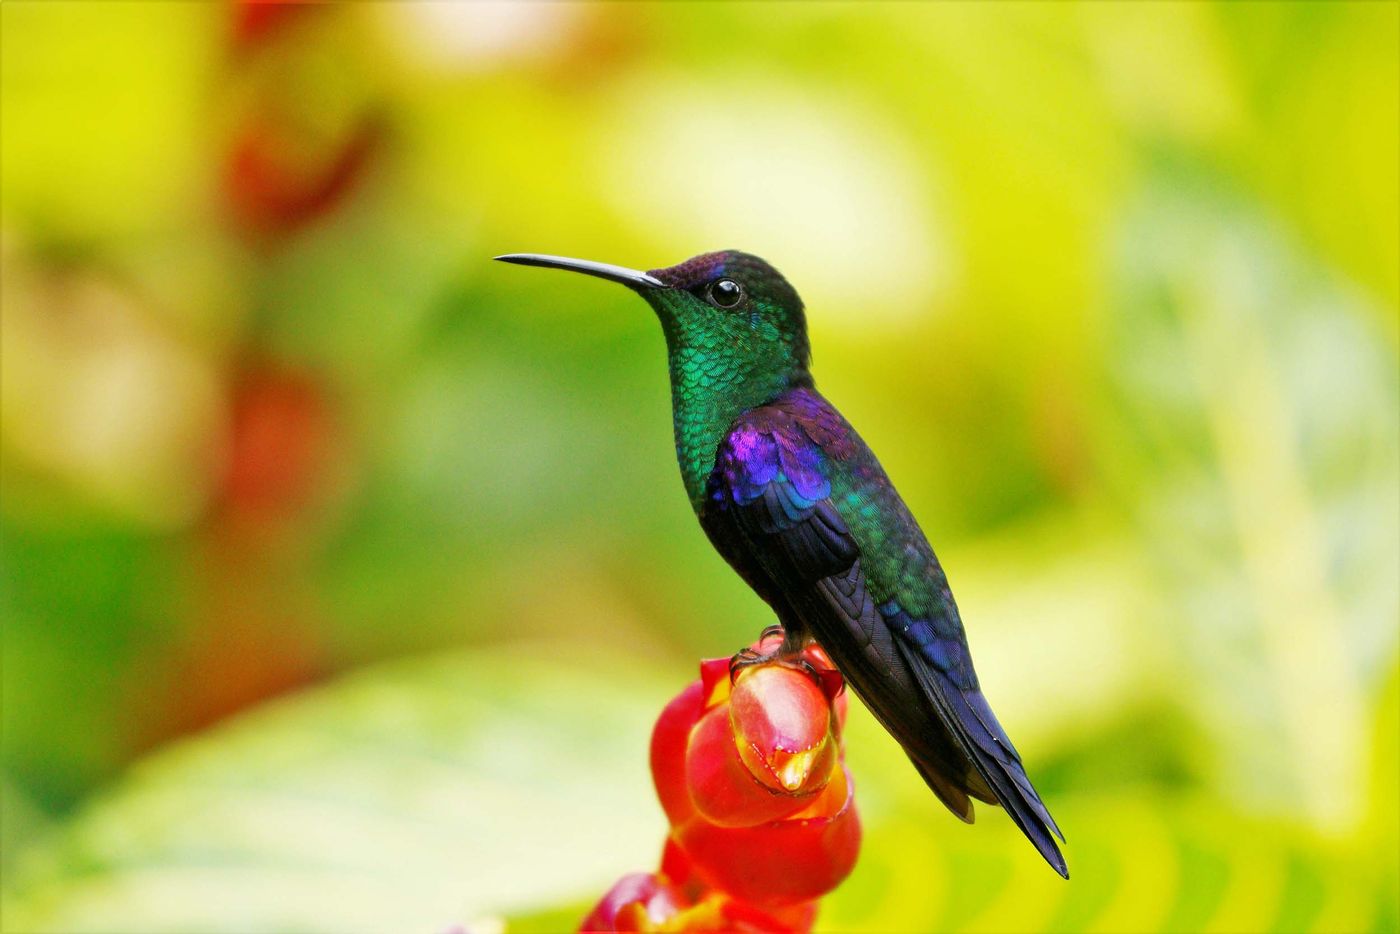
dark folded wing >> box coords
[706,403,1066,877]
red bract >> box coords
[650,680,705,826]
[580,873,688,933]
[580,872,819,934]
[218,364,336,523]
[589,638,861,932]
[683,662,839,828]
[224,116,379,238]
[672,764,861,906]
[232,0,316,50]
[730,665,839,798]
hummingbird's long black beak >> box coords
[494,253,665,289]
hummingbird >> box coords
[496,250,1067,877]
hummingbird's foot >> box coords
[729,624,786,680]
[759,623,786,642]
[728,625,820,684]
[728,645,828,685]
[728,644,778,680]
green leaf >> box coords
[1,643,677,933]
[5,643,1396,933]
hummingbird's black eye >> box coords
[706,278,744,309]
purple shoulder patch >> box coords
[718,399,837,508]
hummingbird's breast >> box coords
[665,342,795,510]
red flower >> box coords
[224,116,380,239]
[217,363,337,524]
[586,635,861,932]
[231,0,316,51]
[579,873,688,933]
[580,870,819,934]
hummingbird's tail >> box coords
[908,754,974,824]
[891,630,1068,879]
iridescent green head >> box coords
[640,250,810,382]
[496,249,814,504]
[495,249,811,390]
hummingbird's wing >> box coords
[705,393,1067,878]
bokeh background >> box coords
[2,2,1397,931]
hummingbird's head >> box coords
[495,249,811,389]
[644,250,810,376]
[497,249,813,500]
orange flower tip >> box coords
[788,763,853,821]
[698,657,732,705]
[771,745,826,793]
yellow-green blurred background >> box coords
[2,2,1397,931]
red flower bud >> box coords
[579,872,687,933]
[672,764,860,907]
[729,665,838,798]
[685,699,817,827]
[649,680,705,826]
[577,869,818,934]
[611,639,861,931]
[715,897,819,934]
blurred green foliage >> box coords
[1,2,1396,931]
[2,646,1395,932]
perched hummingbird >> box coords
[496,250,1067,877]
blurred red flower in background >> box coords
[224,114,380,238]
[231,0,315,50]
[582,632,861,933]
[216,361,339,525]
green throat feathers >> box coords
[639,283,812,509]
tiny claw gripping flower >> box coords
[582,637,860,933]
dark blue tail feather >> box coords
[887,607,1068,878]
